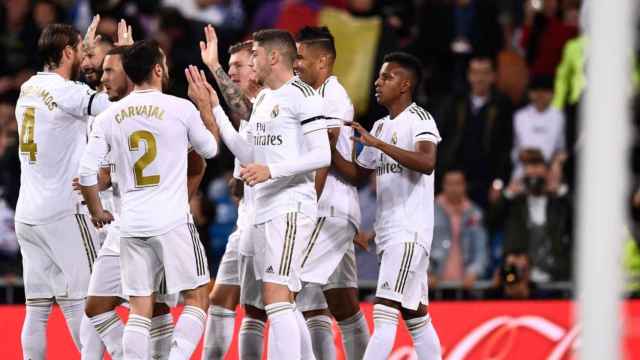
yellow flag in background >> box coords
[318,7,382,115]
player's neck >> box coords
[134,83,162,92]
[265,68,294,90]
[47,65,72,81]
[386,98,413,119]
[313,72,332,90]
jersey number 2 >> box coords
[20,107,37,163]
[128,130,160,187]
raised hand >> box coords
[350,122,381,148]
[185,65,213,109]
[199,25,220,70]
[114,18,134,46]
[83,14,101,54]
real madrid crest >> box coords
[391,132,398,144]
[271,105,279,118]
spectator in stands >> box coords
[0,0,40,96]
[511,75,566,180]
[162,0,245,31]
[492,149,573,284]
[431,169,488,290]
[0,120,18,278]
[520,0,578,78]
[33,0,65,31]
[416,0,503,96]
[437,55,514,212]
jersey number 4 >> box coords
[128,130,160,187]
[19,107,37,163]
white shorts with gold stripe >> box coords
[256,212,315,293]
[15,214,99,299]
[376,241,429,310]
[120,223,210,297]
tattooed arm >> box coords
[199,24,252,128]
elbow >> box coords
[420,162,436,175]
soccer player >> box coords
[14,23,111,358]
[78,41,219,360]
[212,29,330,359]
[331,52,443,360]
[198,25,266,359]
[293,26,370,360]
[78,46,207,360]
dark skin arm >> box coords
[351,122,437,175]
[330,135,373,186]
[314,127,340,197]
[187,150,206,200]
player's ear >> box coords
[153,63,163,78]
[269,49,278,66]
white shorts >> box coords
[295,246,358,312]
[376,242,429,310]
[215,228,240,286]
[300,217,358,287]
[255,213,315,292]
[87,253,179,307]
[121,223,210,296]
[239,254,264,310]
[16,214,99,299]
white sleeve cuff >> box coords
[79,174,98,187]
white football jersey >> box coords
[233,120,256,255]
[316,76,361,228]
[15,72,110,225]
[81,89,218,237]
[247,78,325,224]
[357,103,441,251]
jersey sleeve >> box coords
[323,89,354,128]
[355,121,382,169]
[79,114,110,186]
[412,112,442,145]
[56,82,111,118]
[298,94,327,134]
[185,104,219,159]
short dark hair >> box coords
[106,45,129,57]
[296,26,336,59]
[383,52,423,93]
[38,24,81,68]
[229,40,253,55]
[122,41,163,85]
[469,55,496,71]
[252,29,297,66]
[96,34,114,49]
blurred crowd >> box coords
[1,0,640,301]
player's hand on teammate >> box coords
[353,230,374,251]
[200,25,220,71]
[82,15,101,55]
[239,164,271,186]
[91,210,113,229]
[186,65,218,109]
[350,122,381,148]
[71,177,81,194]
[114,19,134,46]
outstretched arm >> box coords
[200,25,252,127]
[350,122,437,175]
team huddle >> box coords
[14,15,442,360]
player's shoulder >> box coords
[286,77,317,99]
[405,103,435,123]
[320,76,351,102]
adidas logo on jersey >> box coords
[266,265,274,274]
[381,281,391,290]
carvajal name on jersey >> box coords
[20,85,57,111]
[115,105,165,123]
